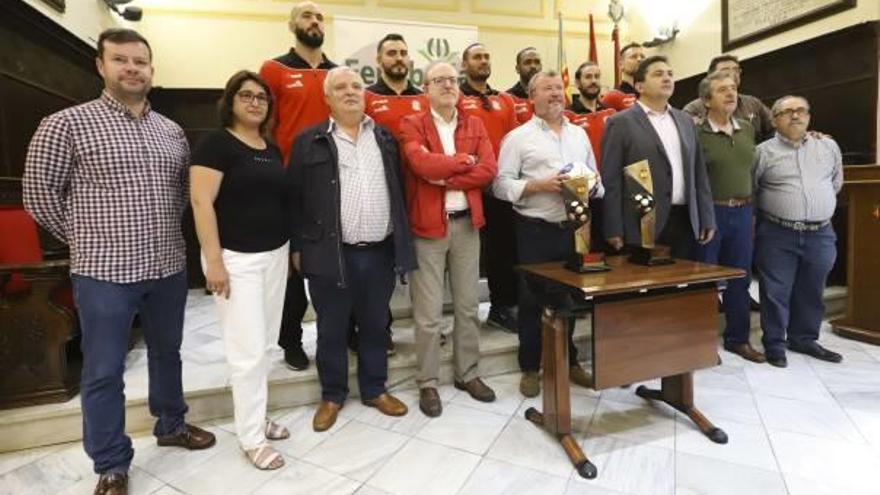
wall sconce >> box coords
[103,0,143,22]
[643,23,679,47]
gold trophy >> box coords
[623,160,674,266]
[562,168,609,273]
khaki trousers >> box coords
[411,216,481,388]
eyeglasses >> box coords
[429,76,458,87]
[236,91,270,105]
[774,107,810,118]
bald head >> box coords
[289,1,325,49]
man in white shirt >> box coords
[493,70,603,398]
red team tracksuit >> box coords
[259,50,336,354]
[458,82,521,314]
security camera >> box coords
[103,0,143,22]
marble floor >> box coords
[2,293,880,494]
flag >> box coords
[612,24,620,87]
[558,11,571,106]
[588,13,597,63]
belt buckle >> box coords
[792,221,806,231]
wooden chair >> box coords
[0,177,80,409]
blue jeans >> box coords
[72,271,189,475]
[696,205,753,345]
[754,220,836,355]
[308,240,395,404]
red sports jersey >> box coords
[508,94,534,125]
[564,107,617,168]
[599,89,636,112]
[364,91,428,141]
[457,92,518,156]
[259,58,334,165]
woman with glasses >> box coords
[190,70,289,470]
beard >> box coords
[383,63,409,82]
[519,68,539,84]
[468,69,490,83]
[295,26,324,49]
[579,85,600,100]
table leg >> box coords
[635,373,728,444]
[523,308,598,479]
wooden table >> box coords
[519,255,744,479]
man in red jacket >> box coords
[400,61,498,417]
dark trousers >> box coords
[755,220,836,354]
[308,240,395,403]
[71,271,189,475]
[657,205,698,260]
[515,214,580,372]
[278,272,308,350]
[481,194,519,308]
[696,205,754,344]
[588,197,610,254]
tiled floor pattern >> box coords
[3,320,880,495]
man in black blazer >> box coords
[600,55,715,259]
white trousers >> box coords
[204,242,289,450]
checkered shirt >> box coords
[329,117,392,244]
[23,90,189,283]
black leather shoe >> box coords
[94,473,128,495]
[788,342,843,363]
[284,346,309,371]
[487,306,518,333]
[766,352,788,368]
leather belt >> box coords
[713,197,752,207]
[518,214,567,229]
[446,209,470,220]
[761,212,830,232]
[343,236,392,249]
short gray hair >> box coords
[528,70,561,96]
[323,66,363,95]
[771,95,810,116]
[423,61,455,83]
[698,71,736,102]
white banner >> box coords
[333,16,478,87]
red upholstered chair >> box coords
[0,178,80,409]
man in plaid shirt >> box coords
[23,29,215,495]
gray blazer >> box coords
[599,103,715,245]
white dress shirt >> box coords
[431,108,468,212]
[493,115,603,223]
[637,101,685,205]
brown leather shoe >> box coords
[156,424,216,450]
[313,400,342,432]
[362,392,408,416]
[724,342,766,363]
[570,365,592,388]
[454,377,496,403]
[520,371,540,398]
[94,473,128,495]
[419,387,442,417]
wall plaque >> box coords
[722,0,856,51]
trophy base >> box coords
[564,253,611,273]
[628,246,675,266]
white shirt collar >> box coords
[637,100,672,117]
[328,114,375,133]
[431,107,458,127]
[707,116,741,133]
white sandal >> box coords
[246,443,285,470]
[265,419,290,440]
